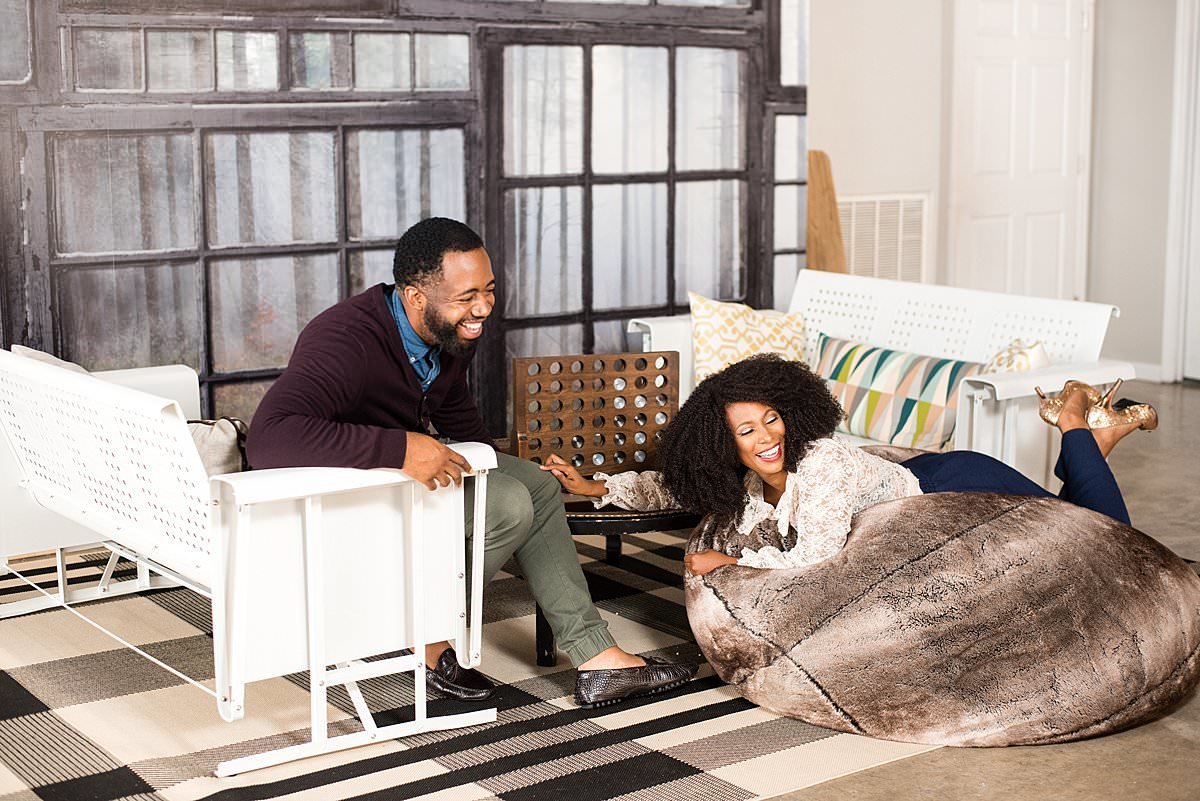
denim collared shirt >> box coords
[388,288,440,393]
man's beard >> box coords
[424,304,480,358]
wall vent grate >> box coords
[837,194,929,282]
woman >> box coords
[542,354,1155,576]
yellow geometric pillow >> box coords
[688,291,807,384]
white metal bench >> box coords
[630,271,1135,487]
[0,348,497,776]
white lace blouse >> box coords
[594,436,923,569]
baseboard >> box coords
[1128,361,1167,383]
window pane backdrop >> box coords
[0,0,32,84]
[498,42,747,382]
[13,2,807,429]
[52,123,467,422]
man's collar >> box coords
[391,288,438,360]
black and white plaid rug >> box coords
[0,532,935,801]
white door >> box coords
[947,0,1094,300]
[1171,0,1200,381]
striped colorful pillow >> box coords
[814,334,982,450]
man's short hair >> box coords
[392,217,484,288]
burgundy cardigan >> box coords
[246,284,494,470]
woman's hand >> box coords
[540,453,607,497]
[683,549,739,576]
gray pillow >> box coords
[187,418,248,477]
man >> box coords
[247,217,696,707]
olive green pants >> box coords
[464,451,615,666]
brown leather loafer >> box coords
[574,657,698,708]
[425,647,497,702]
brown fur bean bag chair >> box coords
[685,491,1200,746]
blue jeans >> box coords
[900,429,1130,525]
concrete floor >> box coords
[778,380,1200,801]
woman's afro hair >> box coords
[657,353,844,526]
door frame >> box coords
[1164,0,1200,382]
[1074,0,1098,303]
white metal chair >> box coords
[630,271,1134,487]
[0,349,496,776]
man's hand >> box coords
[539,453,606,497]
[683,549,738,577]
[403,431,473,490]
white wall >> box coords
[808,0,950,277]
[810,0,1179,375]
[1088,0,1177,373]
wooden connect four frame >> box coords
[511,351,681,476]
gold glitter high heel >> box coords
[1086,379,1159,432]
[1034,380,1102,426]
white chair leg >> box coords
[217,651,496,777]
[214,707,497,777]
[96,551,121,592]
[339,662,377,734]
